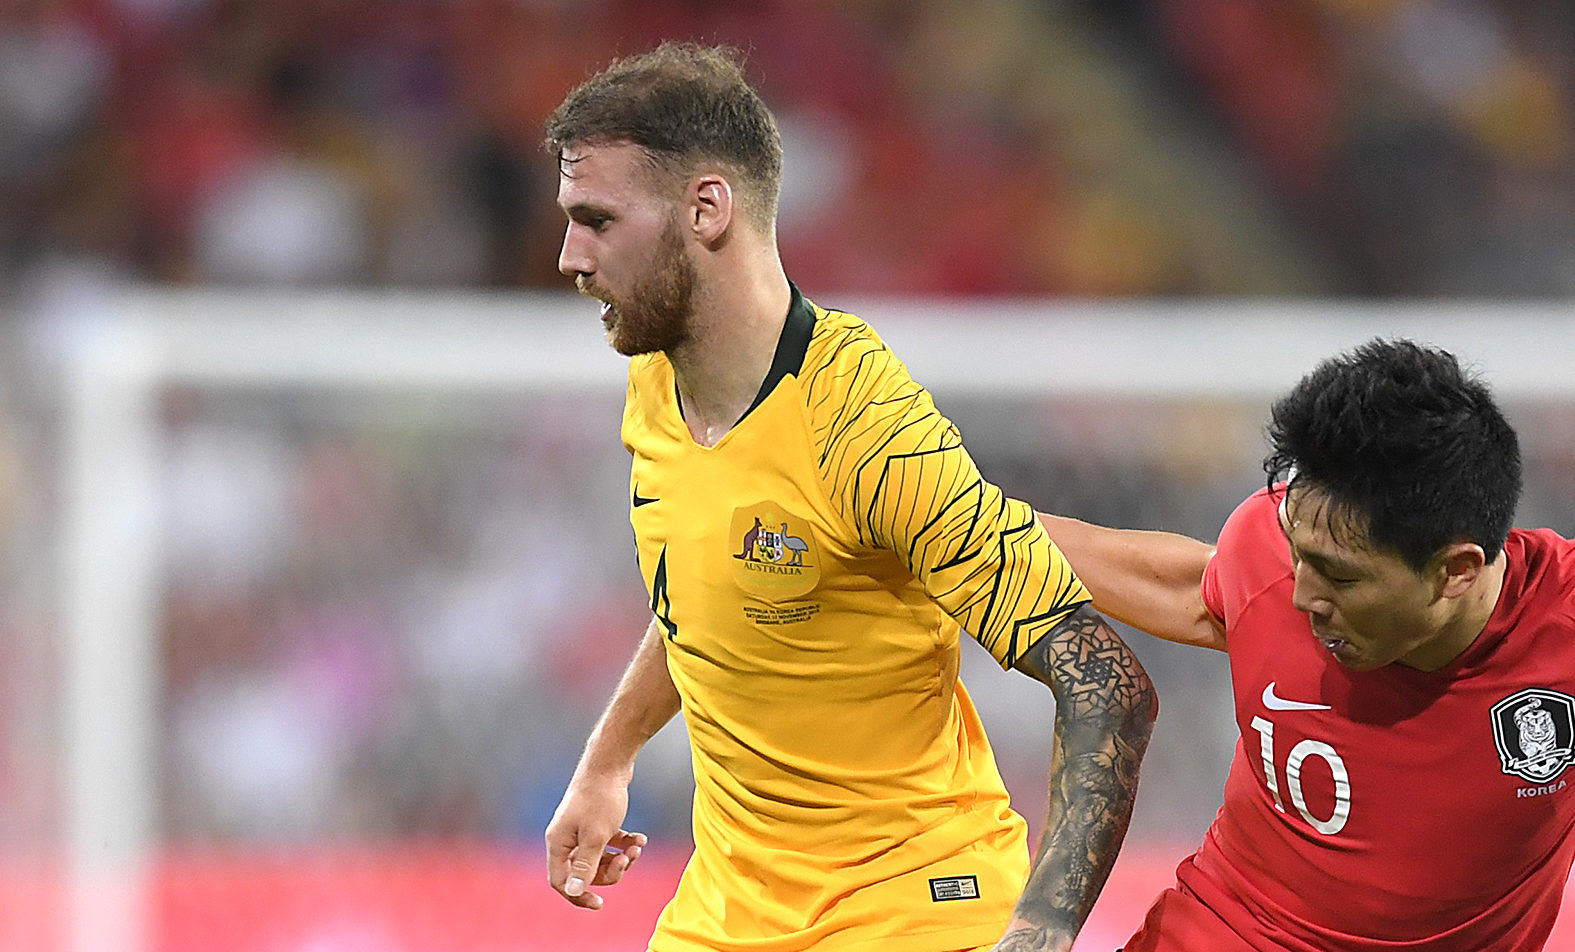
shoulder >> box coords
[1506,527,1575,605]
[1512,526,1575,563]
[1204,486,1292,626]
[798,304,925,408]
[795,302,948,463]
[1217,486,1290,565]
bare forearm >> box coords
[576,618,682,783]
[1037,511,1222,650]
[1003,605,1157,951]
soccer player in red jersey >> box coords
[1041,338,1575,951]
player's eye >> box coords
[570,211,611,232]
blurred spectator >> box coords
[133,384,1575,847]
[0,0,1345,299]
[3,0,1575,859]
[189,57,400,285]
[1114,0,1575,294]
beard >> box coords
[586,215,697,357]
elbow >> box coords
[1102,659,1159,764]
[1121,670,1160,754]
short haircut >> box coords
[1264,338,1522,569]
[545,42,784,230]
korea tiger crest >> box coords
[1491,688,1575,784]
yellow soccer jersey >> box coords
[624,286,1091,952]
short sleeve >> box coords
[804,320,1090,667]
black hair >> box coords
[1264,338,1521,570]
[544,42,783,229]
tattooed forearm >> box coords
[992,926,1053,952]
[1001,603,1157,950]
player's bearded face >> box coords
[585,213,696,357]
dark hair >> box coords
[1264,338,1521,569]
[544,42,783,229]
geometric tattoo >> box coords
[1001,603,1158,950]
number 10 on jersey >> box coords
[1251,716,1351,835]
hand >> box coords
[544,775,647,910]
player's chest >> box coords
[1228,600,1575,835]
[624,415,917,662]
[629,416,841,573]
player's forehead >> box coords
[1279,486,1382,561]
[559,140,652,188]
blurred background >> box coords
[2,0,1575,950]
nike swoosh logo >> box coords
[632,486,659,508]
[1262,682,1332,712]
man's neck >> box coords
[1408,556,1510,671]
[668,260,791,448]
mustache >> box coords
[575,277,610,303]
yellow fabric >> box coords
[625,302,1090,952]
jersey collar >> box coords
[737,281,816,422]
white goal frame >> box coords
[58,290,1575,952]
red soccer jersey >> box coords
[1126,487,1575,952]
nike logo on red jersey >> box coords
[1262,682,1332,712]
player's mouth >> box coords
[575,277,615,323]
[1310,621,1350,657]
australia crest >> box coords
[729,504,820,599]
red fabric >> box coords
[1136,488,1575,950]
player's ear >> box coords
[1434,542,1486,599]
[689,173,733,245]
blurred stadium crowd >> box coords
[1,0,1574,874]
[2,0,1574,300]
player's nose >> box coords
[1290,562,1331,615]
[559,222,594,278]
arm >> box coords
[544,617,681,909]
[1037,512,1225,652]
[996,604,1158,952]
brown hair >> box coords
[545,42,783,230]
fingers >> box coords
[544,819,607,908]
[554,830,645,909]
[548,832,647,911]
[564,835,610,901]
[605,829,647,857]
[592,830,646,886]
[543,814,578,893]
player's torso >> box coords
[625,361,961,790]
[622,323,1030,952]
[1206,529,1575,946]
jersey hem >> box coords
[648,919,1009,952]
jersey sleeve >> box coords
[1205,486,1291,630]
[1201,551,1225,626]
[805,321,1090,668]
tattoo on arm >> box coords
[992,926,1053,952]
[1002,603,1157,950]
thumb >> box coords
[565,838,607,897]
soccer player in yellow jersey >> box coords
[542,43,1158,952]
